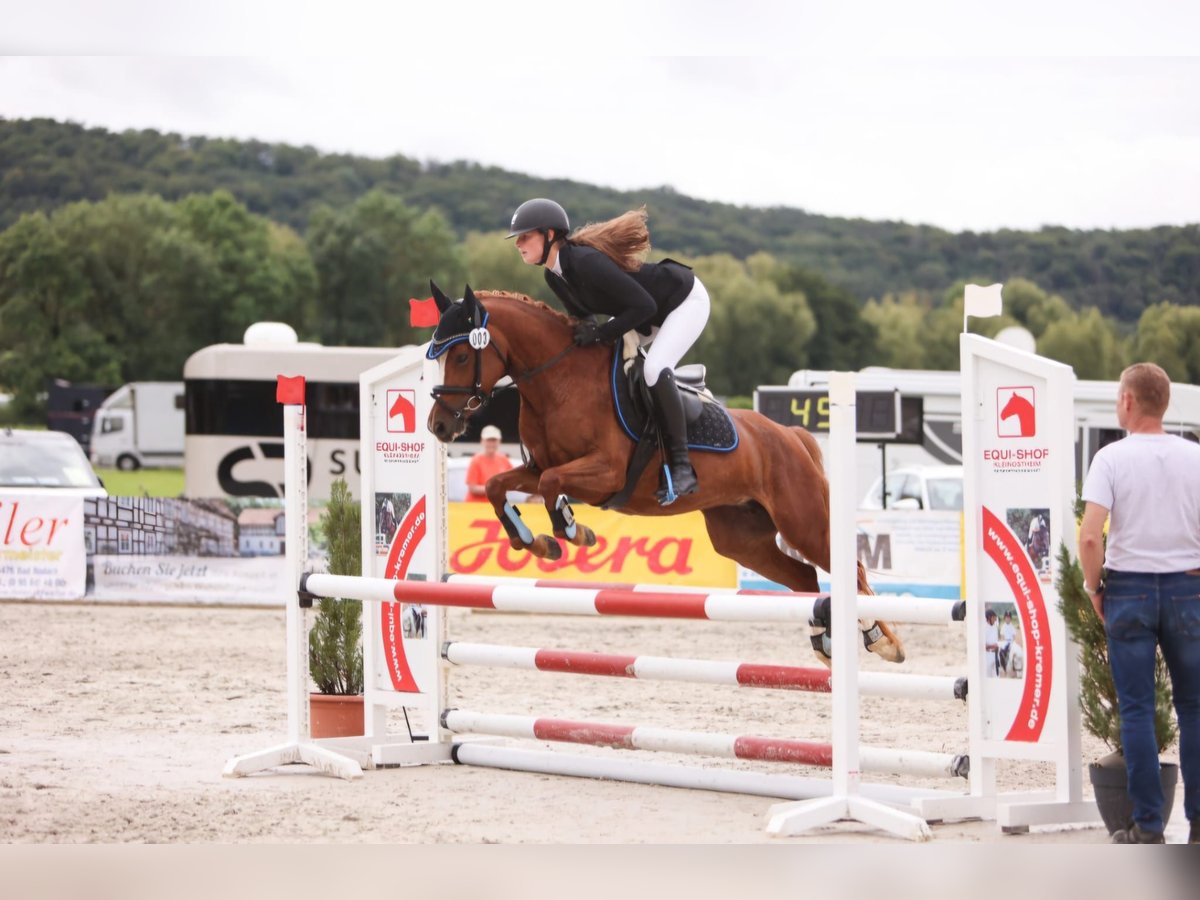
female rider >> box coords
[507,198,710,505]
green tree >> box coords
[51,193,217,380]
[999,277,1073,338]
[1131,302,1200,384]
[308,190,464,347]
[688,252,816,395]
[860,293,930,369]
[0,190,318,415]
[178,190,316,344]
[769,263,877,370]
[6,119,1200,324]
[0,213,120,415]
[1038,307,1126,379]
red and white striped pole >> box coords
[442,710,967,780]
[301,574,963,625]
[442,642,968,701]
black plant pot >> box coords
[1088,759,1179,835]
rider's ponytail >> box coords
[569,207,651,272]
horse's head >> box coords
[999,391,1032,421]
[424,282,511,442]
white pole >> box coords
[767,373,933,840]
[453,744,956,809]
[827,372,860,798]
[223,388,364,780]
[284,402,308,744]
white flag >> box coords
[964,283,1003,320]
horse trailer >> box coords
[183,322,402,500]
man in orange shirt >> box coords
[465,425,514,502]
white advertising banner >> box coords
[90,554,288,606]
[740,510,963,600]
[0,495,86,599]
[961,334,1076,759]
[849,510,962,598]
[359,349,446,728]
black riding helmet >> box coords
[506,198,569,265]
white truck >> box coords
[89,382,185,471]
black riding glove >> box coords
[573,319,602,347]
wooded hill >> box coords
[3,116,1198,321]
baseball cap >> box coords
[480,425,502,441]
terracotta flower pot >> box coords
[309,693,365,738]
[1088,758,1179,835]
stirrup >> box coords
[655,463,697,506]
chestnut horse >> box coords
[425,285,904,664]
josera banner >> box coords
[0,495,86,600]
[448,501,736,586]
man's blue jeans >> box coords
[1104,569,1200,833]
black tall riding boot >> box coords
[650,370,699,505]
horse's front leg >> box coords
[544,493,597,550]
[483,465,562,560]
[532,454,626,555]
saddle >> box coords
[601,341,738,510]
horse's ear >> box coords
[462,284,479,317]
[430,280,453,313]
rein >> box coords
[510,341,576,386]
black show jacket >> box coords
[544,242,695,343]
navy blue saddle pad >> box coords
[609,349,738,453]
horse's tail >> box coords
[857,560,873,595]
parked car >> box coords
[0,428,108,496]
[860,465,962,511]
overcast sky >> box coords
[2,2,1198,233]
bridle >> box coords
[430,303,576,423]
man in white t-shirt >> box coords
[1080,362,1200,845]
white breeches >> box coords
[640,278,711,386]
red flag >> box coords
[275,375,306,406]
[409,296,440,327]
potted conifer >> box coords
[1055,543,1178,833]
[307,477,365,737]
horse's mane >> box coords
[474,290,574,328]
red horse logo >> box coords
[998,388,1036,437]
[388,389,416,433]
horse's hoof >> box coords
[534,535,563,561]
[863,621,906,664]
[553,525,596,548]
